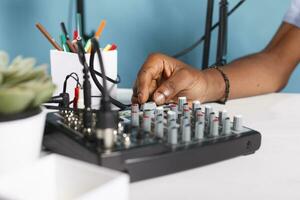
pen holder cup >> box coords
[50,49,118,108]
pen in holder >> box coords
[50,49,118,109]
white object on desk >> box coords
[50,49,118,108]
[117,88,133,105]
[0,109,47,176]
[0,154,129,200]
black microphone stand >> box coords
[216,0,228,66]
[76,0,94,41]
[202,0,214,70]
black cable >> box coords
[63,75,78,93]
[69,72,80,82]
[47,93,70,108]
[70,73,81,87]
[89,40,128,110]
[91,38,109,102]
[44,105,105,113]
[91,38,110,102]
[46,96,64,104]
[92,70,121,84]
[90,39,120,136]
[63,72,81,93]
[44,105,73,111]
[172,0,246,59]
[77,40,93,131]
[77,41,92,109]
[44,105,85,112]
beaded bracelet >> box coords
[212,66,230,104]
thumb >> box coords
[152,70,189,105]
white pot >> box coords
[0,154,129,200]
[0,108,46,175]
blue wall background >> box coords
[0,0,298,92]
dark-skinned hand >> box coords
[132,53,209,105]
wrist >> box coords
[202,68,227,103]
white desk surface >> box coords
[117,89,300,200]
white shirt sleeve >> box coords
[284,0,300,28]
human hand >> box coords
[131,53,209,105]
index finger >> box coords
[136,54,164,103]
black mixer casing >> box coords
[43,112,261,182]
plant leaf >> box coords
[2,65,47,87]
[9,56,23,68]
[0,72,3,86]
[0,53,56,114]
[32,82,56,107]
[0,88,35,114]
[0,51,9,68]
[17,80,56,107]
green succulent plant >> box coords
[0,51,56,114]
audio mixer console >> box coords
[43,97,261,182]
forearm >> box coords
[202,51,294,102]
[133,23,300,105]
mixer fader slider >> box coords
[44,96,261,182]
